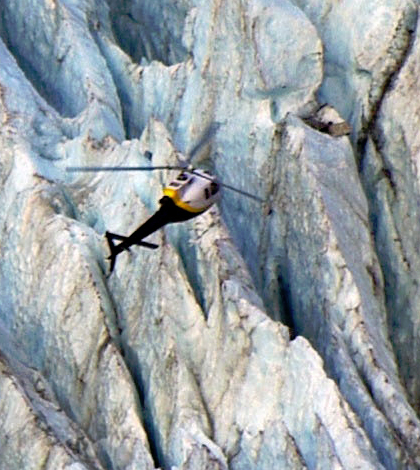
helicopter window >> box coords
[210,182,219,195]
[204,188,210,199]
[177,172,189,181]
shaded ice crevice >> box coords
[0,1,87,118]
[356,5,419,159]
[0,0,125,145]
[106,0,191,66]
[88,16,190,141]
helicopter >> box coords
[66,123,263,273]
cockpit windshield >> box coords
[210,182,219,195]
[177,172,189,181]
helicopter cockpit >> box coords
[163,169,220,213]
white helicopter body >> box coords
[163,169,220,214]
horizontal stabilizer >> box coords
[137,240,159,249]
[105,231,159,274]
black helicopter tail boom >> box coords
[105,197,196,273]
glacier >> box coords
[0,0,420,469]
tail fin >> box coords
[105,232,121,273]
[105,231,159,273]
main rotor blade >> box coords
[66,165,263,202]
[187,122,222,164]
[219,181,265,202]
[66,165,185,172]
[190,169,264,203]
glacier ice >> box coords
[0,0,420,469]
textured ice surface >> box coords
[0,0,420,469]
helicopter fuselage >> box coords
[106,169,220,272]
[163,168,220,213]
